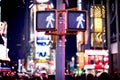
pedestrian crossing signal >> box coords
[67,11,87,31]
[36,11,56,31]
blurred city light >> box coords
[36,0,49,3]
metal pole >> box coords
[106,0,113,73]
[115,0,120,71]
[56,0,65,80]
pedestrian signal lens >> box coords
[36,11,56,31]
[67,11,86,31]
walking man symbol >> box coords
[76,14,85,29]
[46,13,55,28]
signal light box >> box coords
[67,11,87,31]
[36,11,56,31]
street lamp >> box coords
[71,56,75,69]
[71,56,75,62]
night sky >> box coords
[1,0,77,62]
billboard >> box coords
[35,32,51,60]
[35,44,50,60]
[84,49,109,70]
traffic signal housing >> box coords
[36,10,57,31]
[67,10,87,31]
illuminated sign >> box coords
[36,11,56,31]
[67,11,87,31]
[36,0,49,3]
[35,46,50,59]
[84,49,109,70]
[94,18,102,32]
[0,45,10,61]
[78,52,84,69]
[85,49,108,56]
[36,32,51,41]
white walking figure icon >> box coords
[46,13,55,28]
[76,14,85,28]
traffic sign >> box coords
[67,11,87,31]
[36,10,56,31]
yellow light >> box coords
[78,52,84,69]
[94,18,102,32]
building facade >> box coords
[76,0,120,74]
[0,0,1,21]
